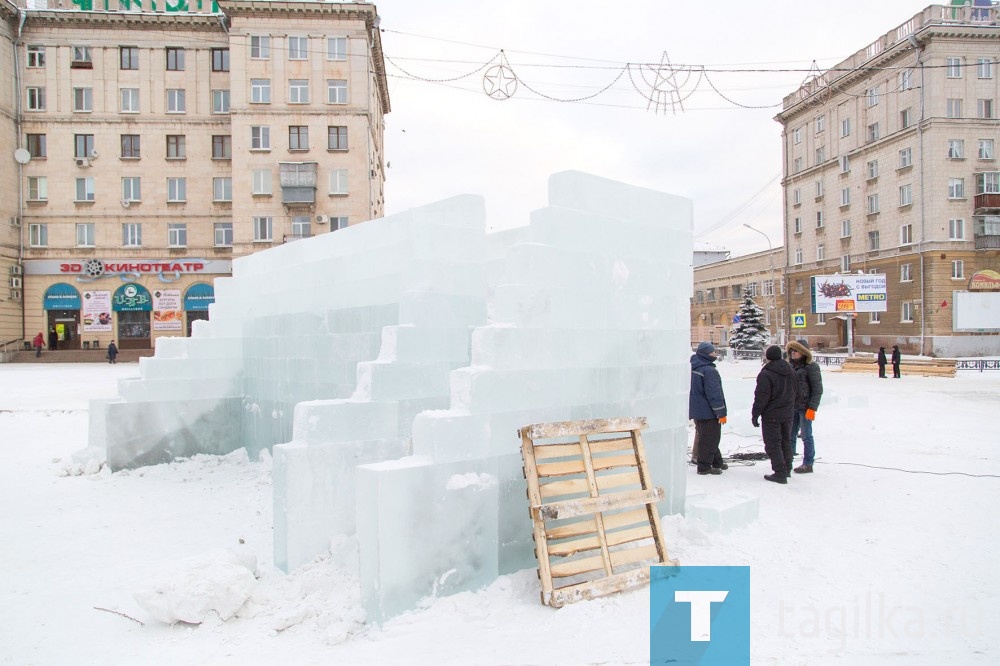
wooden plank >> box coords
[548,525,654,557]
[539,471,643,500]
[591,454,639,471]
[577,434,614,577]
[539,487,664,521]
[632,429,672,565]
[520,417,647,440]
[548,568,650,608]
[521,430,554,599]
[549,543,660,578]
[536,458,586,477]
[545,508,649,540]
[533,442,583,460]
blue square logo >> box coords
[650,565,750,665]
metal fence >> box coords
[956,359,1000,372]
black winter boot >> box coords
[764,473,787,484]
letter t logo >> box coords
[674,590,729,641]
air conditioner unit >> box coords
[75,158,90,167]
[10,277,22,289]
[9,265,22,275]
[89,149,99,159]
[9,289,21,302]
[316,214,329,224]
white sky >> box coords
[375,0,933,255]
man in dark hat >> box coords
[787,338,823,473]
[752,345,796,484]
[689,341,728,475]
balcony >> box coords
[974,215,1000,249]
[279,162,317,206]
[974,192,1000,213]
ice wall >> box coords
[88,171,693,623]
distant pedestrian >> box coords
[689,341,728,476]
[876,347,888,378]
[48,328,58,352]
[891,345,902,378]
[32,331,44,358]
[787,339,823,474]
[752,345,796,484]
[106,341,119,364]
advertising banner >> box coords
[82,291,113,332]
[152,289,183,331]
[811,275,887,313]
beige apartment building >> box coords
[691,247,786,348]
[1,0,389,351]
[776,3,1000,356]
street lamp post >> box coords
[744,223,778,345]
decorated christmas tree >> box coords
[729,295,768,350]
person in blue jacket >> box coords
[689,341,728,475]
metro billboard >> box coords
[811,274,888,314]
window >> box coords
[815,146,825,164]
[122,223,142,247]
[121,177,141,202]
[947,98,962,118]
[289,126,309,150]
[762,280,774,297]
[120,134,140,159]
[815,115,825,134]
[74,134,95,158]
[253,216,273,241]
[166,135,186,159]
[901,263,912,282]
[212,135,232,159]
[75,177,95,202]
[899,148,912,169]
[29,223,47,247]
[167,177,186,202]
[250,79,271,104]
[948,178,965,199]
[900,108,912,129]
[794,248,803,264]
[76,223,95,247]
[120,46,139,70]
[949,218,965,240]
[869,311,881,324]
[166,47,185,71]
[289,79,309,104]
[167,89,186,113]
[899,184,912,207]
[795,279,803,294]
[978,57,993,79]
[948,139,965,159]
[329,169,348,195]
[327,36,347,61]
[292,216,311,238]
[792,188,801,205]
[120,88,140,113]
[71,45,92,67]
[816,313,826,325]
[978,99,994,119]
[212,90,230,114]
[250,35,270,59]
[792,127,802,144]
[26,87,45,111]
[901,301,913,323]
[28,176,47,201]
[867,193,879,215]
[841,219,851,238]
[952,260,964,279]
[815,180,824,199]
[27,134,46,158]
[980,139,995,160]
[868,230,880,251]
[841,117,851,137]
[899,69,912,90]
[840,187,850,207]
[251,126,271,150]
[816,244,825,261]
[867,122,880,143]
[816,211,824,228]
[866,86,879,107]
[732,284,742,299]
[747,282,758,298]
[793,217,802,234]
[168,224,187,248]
[288,36,308,60]
[793,157,803,173]
[327,79,348,104]
[213,177,232,202]
[27,45,45,68]
[977,172,1000,194]
[252,169,272,195]
[841,254,851,272]
[73,87,93,112]
[211,48,229,71]
[946,57,962,78]
[215,222,233,247]
[867,159,879,180]
[839,155,850,173]
[900,223,913,246]
[327,126,348,150]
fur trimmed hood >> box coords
[786,340,813,363]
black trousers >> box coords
[694,419,723,473]
[761,419,793,476]
[892,362,901,378]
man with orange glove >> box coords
[689,341,728,475]
[787,339,824,474]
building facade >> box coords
[776,3,1000,356]
[691,247,786,348]
[1,0,389,350]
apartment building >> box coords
[1,0,389,350]
[775,3,1000,356]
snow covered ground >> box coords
[0,359,997,665]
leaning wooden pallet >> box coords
[518,416,678,608]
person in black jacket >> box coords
[787,339,823,474]
[876,347,888,378]
[752,345,796,484]
[689,341,728,476]
[891,345,902,378]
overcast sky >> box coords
[374,0,932,256]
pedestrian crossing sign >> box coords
[792,314,807,328]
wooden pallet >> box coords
[518,416,677,608]
[840,356,956,377]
